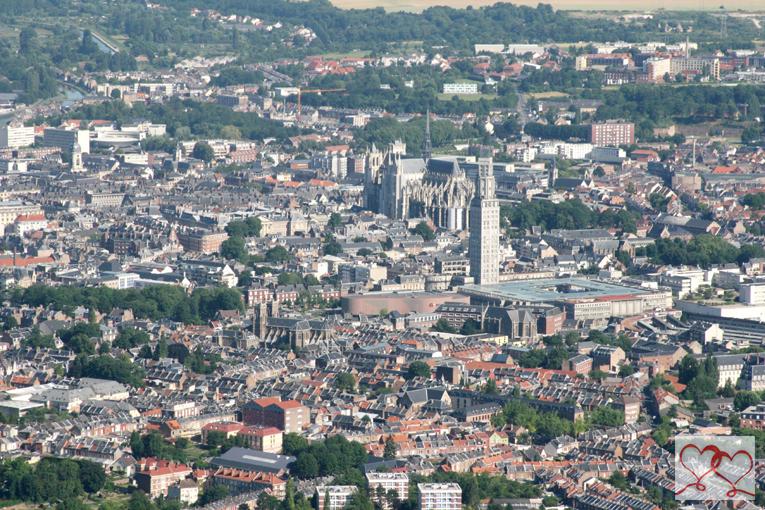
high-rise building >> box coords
[468,158,499,285]
[0,125,35,149]
[590,122,634,147]
[417,483,462,510]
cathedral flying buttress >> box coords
[406,159,475,232]
[364,139,477,232]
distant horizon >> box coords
[329,0,765,12]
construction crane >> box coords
[296,88,345,122]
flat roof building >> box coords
[460,277,671,321]
[210,447,294,474]
[418,483,462,510]
[0,125,35,149]
[316,486,358,510]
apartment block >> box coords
[238,425,283,453]
[242,397,310,433]
[670,57,721,80]
[443,83,478,95]
[418,483,462,510]
[134,459,192,498]
[316,485,358,510]
[177,230,228,254]
[741,403,765,430]
[366,472,409,502]
[590,122,634,147]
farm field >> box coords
[330,0,765,12]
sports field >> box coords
[330,0,765,12]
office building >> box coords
[590,122,634,147]
[0,125,35,148]
[468,158,500,284]
[43,127,90,153]
[418,483,462,510]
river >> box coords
[0,83,86,127]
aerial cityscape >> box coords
[3,1,765,510]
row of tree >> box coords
[12,284,244,324]
[642,235,765,269]
[501,199,638,233]
[0,457,105,503]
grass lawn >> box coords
[437,93,496,101]
[330,0,765,11]
[314,50,371,59]
[527,91,570,99]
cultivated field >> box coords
[329,0,765,12]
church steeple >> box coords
[422,109,432,162]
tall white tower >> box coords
[71,142,84,173]
[469,157,500,285]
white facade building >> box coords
[418,483,462,510]
[443,83,479,95]
[0,125,35,149]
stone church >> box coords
[364,116,476,231]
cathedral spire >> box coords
[422,109,432,162]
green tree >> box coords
[192,141,215,163]
[609,471,629,490]
[114,328,150,349]
[460,319,482,335]
[413,221,436,241]
[432,318,457,333]
[328,212,342,230]
[265,246,291,263]
[334,372,356,393]
[221,236,247,260]
[590,407,624,427]
[383,436,397,460]
[323,236,343,256]
[19,27,37,55]
[734,391,760,411]
[406,361,431,379]
[200,485,229,505]
[292,452,320,479]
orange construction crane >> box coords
[296,87,345,121]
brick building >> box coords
[242,397,310,433]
